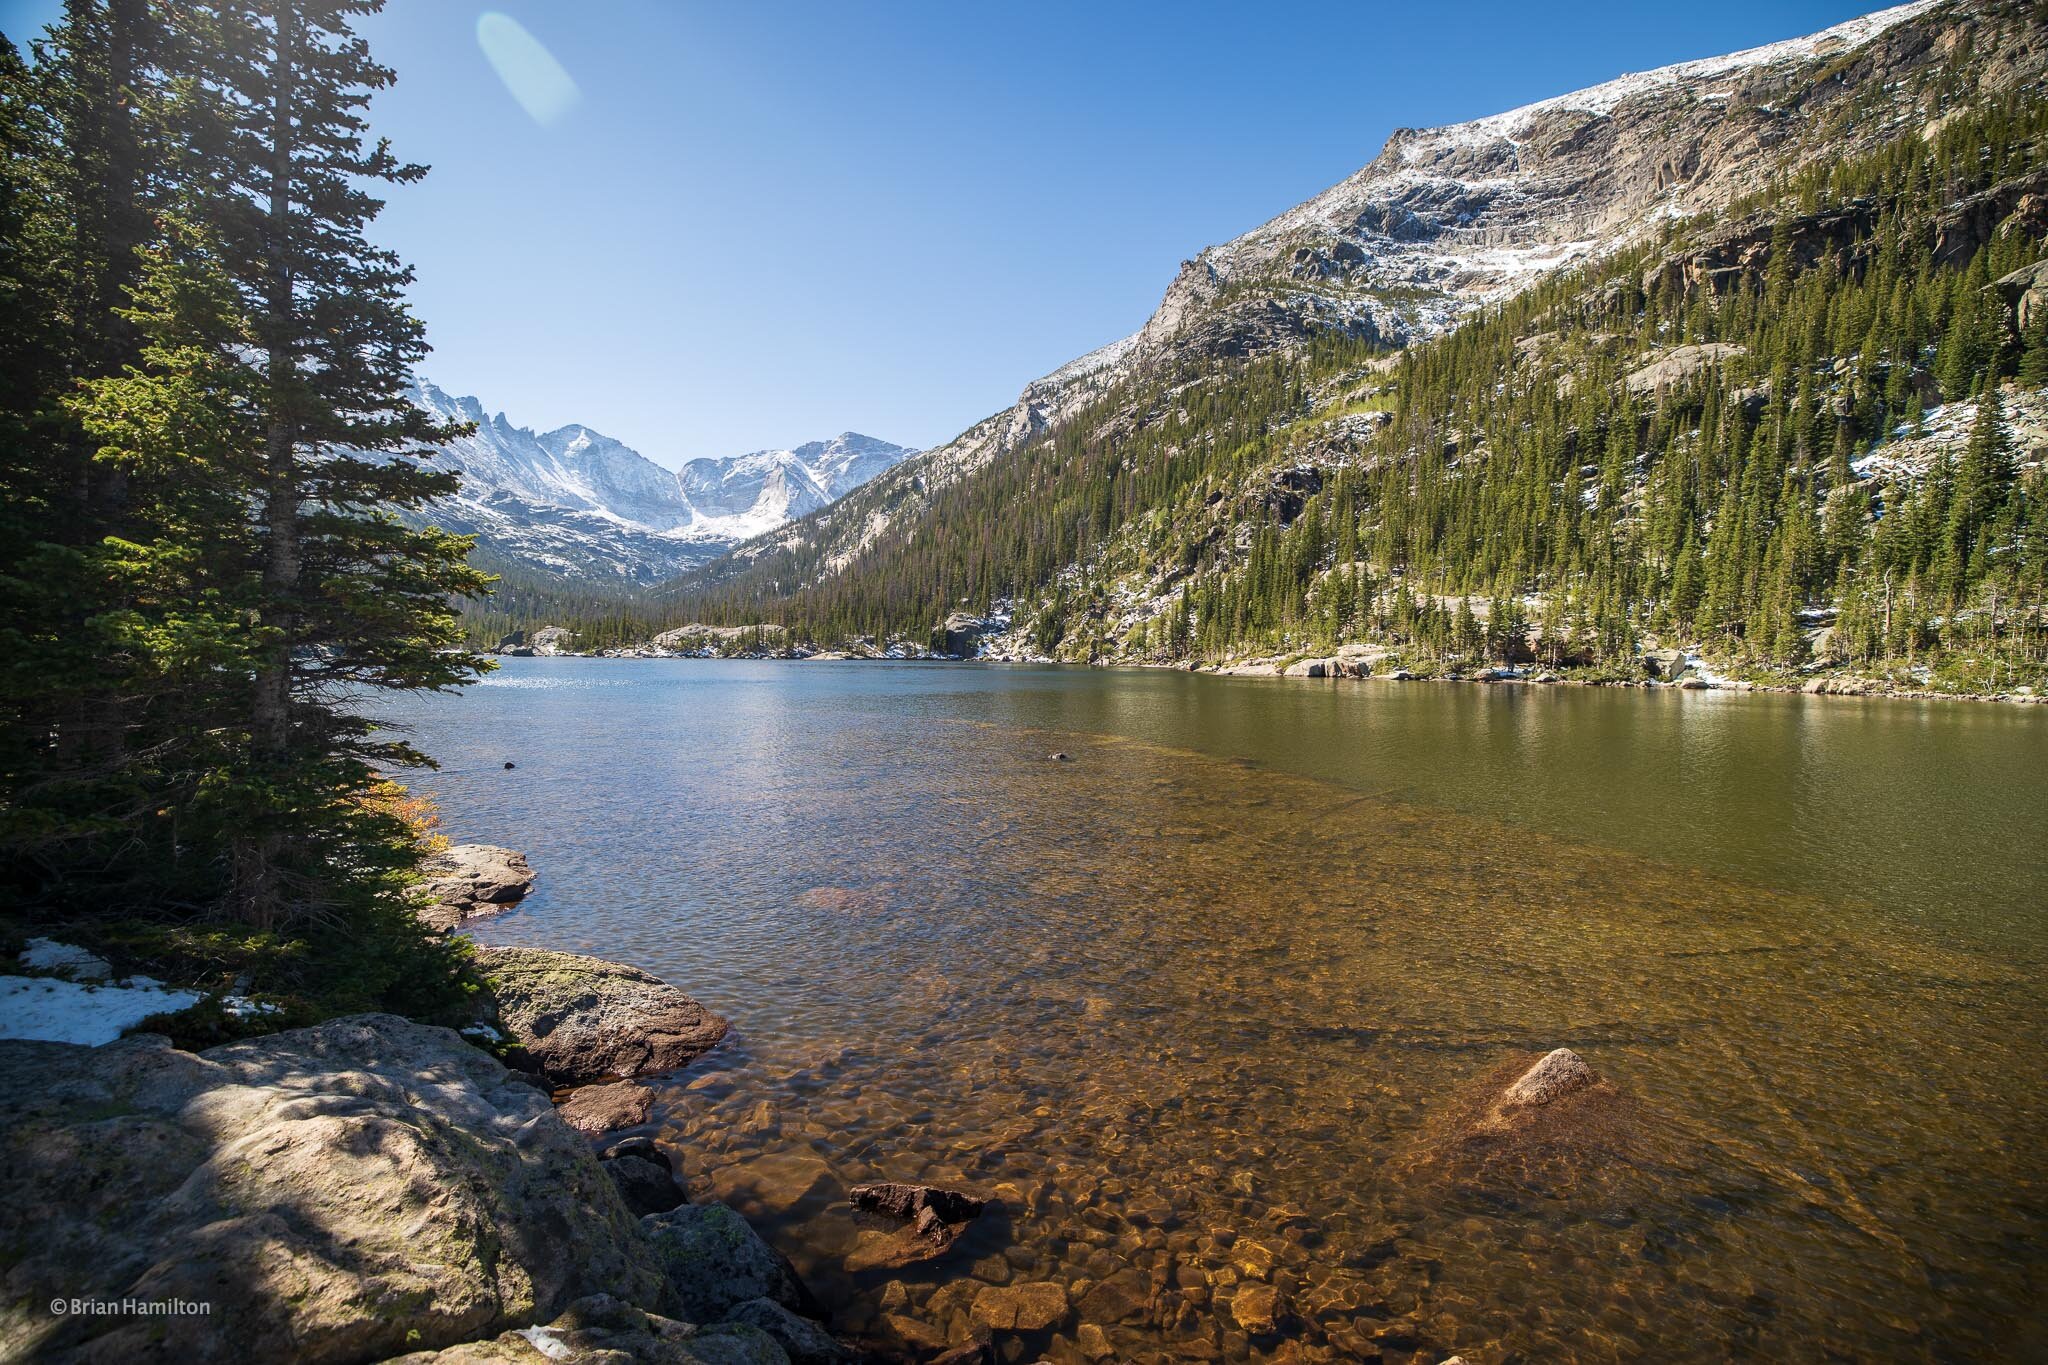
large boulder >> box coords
[381,1295,788,1365]
[643,1204,812,1325]
[475,946,728,1086]
[417,844,536,931]
[0,1015,674,1364]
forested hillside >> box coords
[650,72,2048,691]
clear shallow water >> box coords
[378,659,2047,1362]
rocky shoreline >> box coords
[0,832,1650,1365]
[484,631,2048,708]
[0,853,1027,1365]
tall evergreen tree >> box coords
[123,0,491,924]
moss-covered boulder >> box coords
[473,946,728,1086]
[642,1204,811,1325]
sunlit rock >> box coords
[475,945,728,1086]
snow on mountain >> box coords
[713,0,1962,581]
[400,379,915,581]
[1135,0,1940,352]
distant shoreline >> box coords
[482,650,2048,707]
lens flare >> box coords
[476,12,580,126]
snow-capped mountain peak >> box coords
[398,379,915,581]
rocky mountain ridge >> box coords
[694,0,2030,589]
[398,380,915,582]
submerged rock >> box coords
[1469,1046,1622,1140]
[969,1281,1069,1333]
[1401,1046,1638,1190]
[476,945,729,1086]
[1230,1281,1282,1334]
[0,1015,673,1363]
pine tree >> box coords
[1948,372,2015,566]
[95,0,489,926]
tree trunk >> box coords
[236,2,299,929]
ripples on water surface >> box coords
[381,659,2047,1362]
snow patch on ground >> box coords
[19,937,112,981]
[0,976,204,1046]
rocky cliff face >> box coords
[698,0,2042,587]
[394,381,915,583]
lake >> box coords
[377,658,2047,1363]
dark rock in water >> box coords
[844,1206,974,1272]
[474,945,729,1086]
[601,1134,672,1171]
[604,1153,685,1216]
[503,760,516,769]
[644,1202,816,1322]
[844,1182,991,1272]
[559,1079,655,1134]
[722,1295,858,1363]
[851,1181,988,1224]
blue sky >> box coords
[2,1,1894,467]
